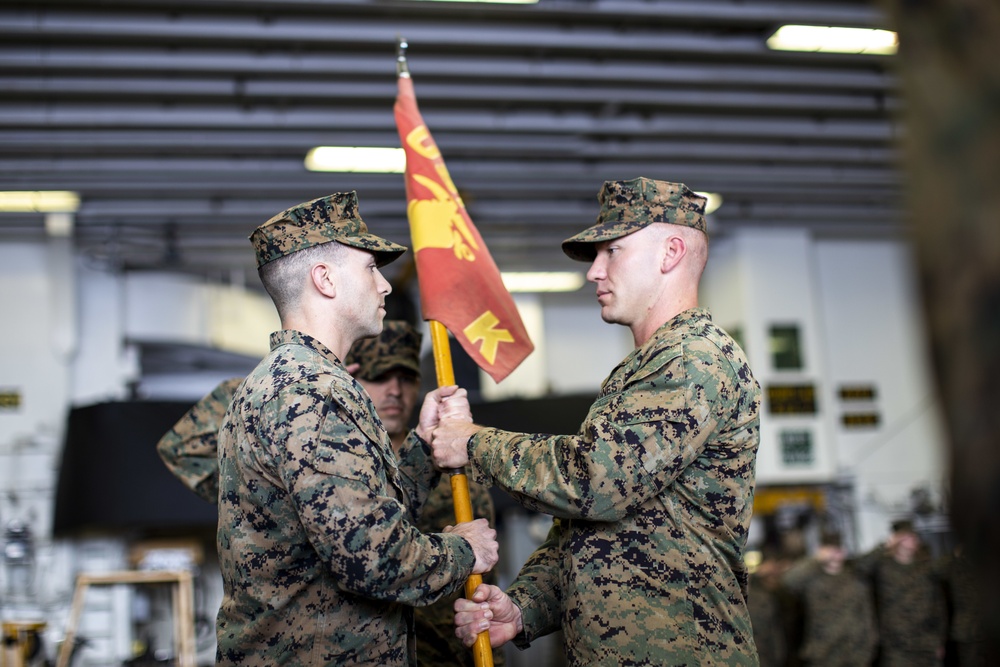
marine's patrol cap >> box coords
[345,320,422,381]
[819,530,843,548]
[250,191,406,269]
[891,519,915,534]
[561,177,708,262]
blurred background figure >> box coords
[783,530,877,667]
[747,545,790,667]
[853,519,946,667]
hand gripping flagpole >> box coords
[398,39,494,667]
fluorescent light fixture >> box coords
[501,271,585,293]
[767,25,898,55]
[695,192,723,215]
[0,190,80,213]
[305,146,406,173]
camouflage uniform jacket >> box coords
[216,330,475,667]
[854,549,946,656]
[155,373,500,665]
[157,376,243,503]
[783,560,877,666]
[469,308,761,665]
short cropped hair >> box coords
[259,240,347,319]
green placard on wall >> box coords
[770,324,803,370]
[781,430,813,465]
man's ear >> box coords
[311,262,337,298]
[660,234,687,273]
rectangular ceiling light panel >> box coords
[767,25,898,55]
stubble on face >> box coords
[360,370,420,442]
[339,247,391,341]
[588,227,662,328]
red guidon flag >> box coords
[394,72,533,383]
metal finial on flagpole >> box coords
[396,36,410,78]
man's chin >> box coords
[599,309,622,325]
[360,319,384,340]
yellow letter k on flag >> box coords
[463,311,515,365]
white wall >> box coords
[703,229,837,484]
[813,240,947,549]
[701,229,947,551]
[73,262,133,404]
[0,242,72,554]
[541,290,634,396]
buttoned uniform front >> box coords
[216,330,475,666]
[466,307,761,665]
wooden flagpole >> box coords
[429,319,494,667]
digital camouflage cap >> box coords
[250,191,407,268]
[345,320,422,381]
[562,177,708,262]
[891,518,916,534]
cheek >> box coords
[402,387,419,407]
[366,386,389,404]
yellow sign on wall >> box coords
[0,388,21,410]
[766,384,817,414]
[753,485,827,516]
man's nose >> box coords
[377,268,392,294]
[586,256,605,282]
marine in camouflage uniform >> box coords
[435,178,762,665]
[853,521,946,667]
[214,192,494,666]
[158,320,503,667]
[782,533,877,667]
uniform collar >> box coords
[644,307,711,348]
[269,329,343,367]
